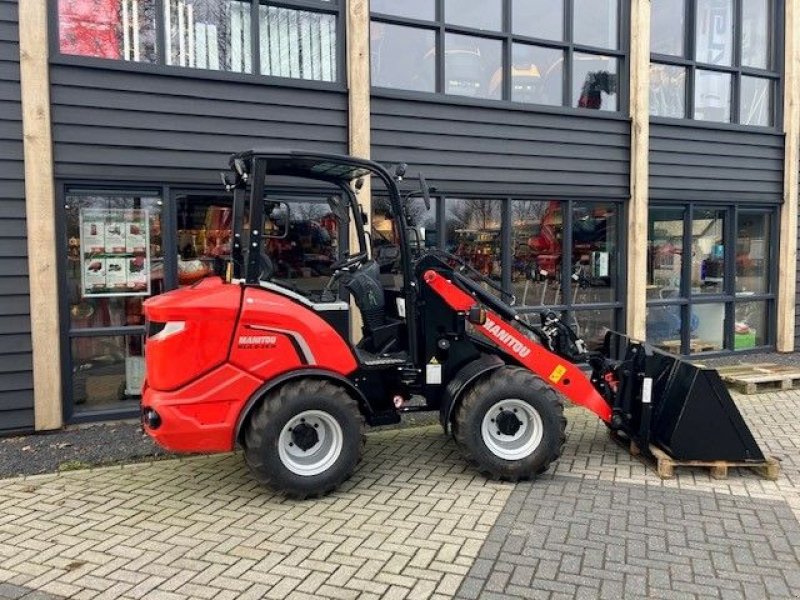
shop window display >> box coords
[512,200,563,307]
[445,198,502,289]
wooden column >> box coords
[626,0,651,340]
[346,0,371,340]
[777,0,800,352]
[18,0,62,429]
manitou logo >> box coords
[238,335,278,349]
[482,318,531,358]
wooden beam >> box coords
[18,0,62,430]
[626,0,651,340]
[777,0,800,352]
[346,0,371,341]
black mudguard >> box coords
[440,354,505,434]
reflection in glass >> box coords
[373,197,437,279]
[371,23,435,92]
[259,6,337,81]
[511,201,563,307]
[573,53,618,111]
[573,309,615,351]
[691,208,726,295]
[446,199,502,286]
[742,0,770,69]
[371,0,435,21]
[650,0,685,56]
[696,0,733,66]
[646,305,684,350]
[647,207,684,300]
[445,34,503,100]
[736,212,770,294]
[573,0,618,50]
[166,0,252,72]
[445,0,502,31]
[740,76,772,127]
[694,69,731,122]
[691,303,725,352]
[72,334,145,409]
[176,194,231,286]
[572,203,617,305]
[650,63,686,118]
[734,301,767,349]
[59,0,157,62]
[512,45,563,106]
[513,0,564,41]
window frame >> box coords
[645,201,779,355]
[650,0,783,129]
[370,0,630,114]
[50,0,347,90]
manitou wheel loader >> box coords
[141,150,768,498]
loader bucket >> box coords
[603,332,765,462]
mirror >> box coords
[262,201,290,239]
[394,163,407,180]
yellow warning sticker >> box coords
[549,365,567,384]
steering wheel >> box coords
[331,251,368,272]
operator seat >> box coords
[345,260,402,356]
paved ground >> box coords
[1,389,798,600]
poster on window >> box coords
[80,208,151,297]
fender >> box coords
[440,354,506,434]
[233,368,372,445]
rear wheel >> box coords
[453,366,566,480]
[243,379,365,498]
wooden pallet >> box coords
[609,430,780,481]
[714,363,800,395]
[656,339,718,354]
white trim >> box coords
[246,324,317,364]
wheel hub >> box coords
[495,410,522,436]
[291,422,319,451]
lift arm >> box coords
[423,269,613,423]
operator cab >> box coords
[223,150,419,369]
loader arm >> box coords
[423,269,612,423]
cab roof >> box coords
[230,149,381,182]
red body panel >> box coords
[142,280,358,452]
[423,270,613,423]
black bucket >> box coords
[604,332,765,462]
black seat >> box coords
[345,260,401,354]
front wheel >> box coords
[243,379,365,498]
[453,366,566,480]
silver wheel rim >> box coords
[278,410,343,476]
[481,399,544,461]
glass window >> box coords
[371,23,435,92]
[691,208,726,295]
[694,69,731,122]
[573,53,618,111]
[445,198,502,286]
[695,0,734,66]
[573,308,615,351]
[735,301,767,348]
[647,305,684,349]
[648,208,684,301]
[72,334,145,410]
[165,0,252,72]
[513,0,564,42]
[372,196,437,285]
[259,6,337,81]
[175,194,231,286]
[58,0,157,62]
[371,0,435,21]
[742,0,770,69]
[650,63,686,118]
[445,0,502,31]
[445,34,503,100]
[512,45,564,106]
[691,303,726,352]
[573,0,618,50]
[511,201,563,307]
[572,203,617,305]
[736,212,770,294]
[740,76,772,127]
[650,0,685,56]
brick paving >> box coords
[1,389,799,600]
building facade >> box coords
[0,0,798,433]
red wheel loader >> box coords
[141,150,767,497]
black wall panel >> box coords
[371,96,631,198]
[0,0,33,433]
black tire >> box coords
[243,379,365,499]
[453,366,566,481]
